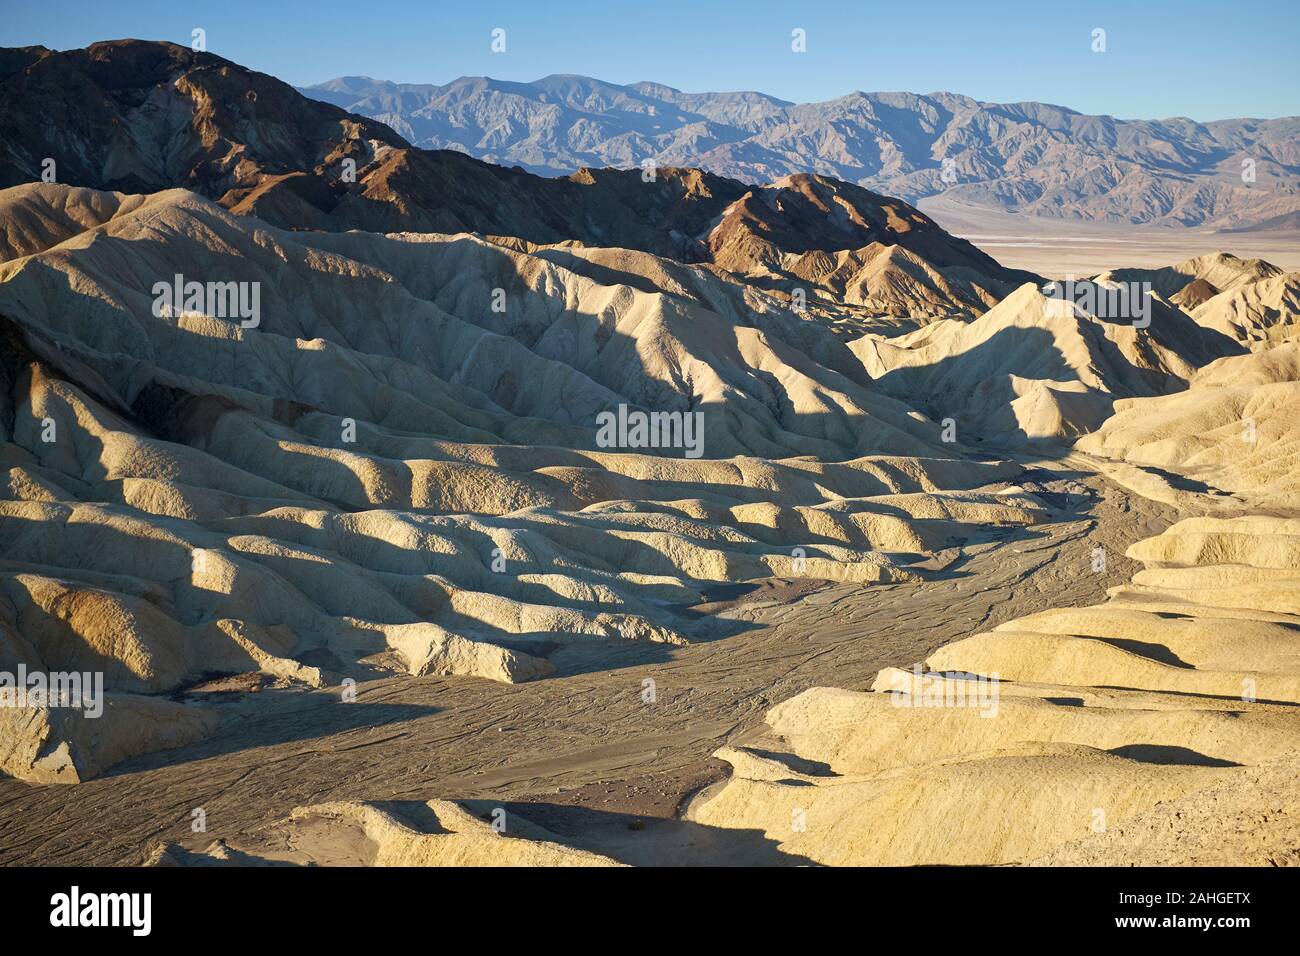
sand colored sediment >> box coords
[148,800,622,867]
[850,281,1239,446]
[1030,750,1300,866]
[0,691,217,784]
[0,184,1052,782]
[686,515,1300,865]
[1192,272,1300,349]
[1078,341,1300,510]
[1095,252,1283,303]
[1097,254,1300,350]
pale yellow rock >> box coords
[0,184,1050,781]
[689,515,1300,864]
[1079,344,1300,509]
[1030,750,1300,866]
[0,694,217,784]
[850,281,1236,446]
[148,800,623,867]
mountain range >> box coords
[0,41,1033,318]
[300,74,1300,231]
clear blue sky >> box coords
[4,0,1297,120]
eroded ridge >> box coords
[684,514,1300,865]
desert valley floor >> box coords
[0,460,1179,865]
[5,459,1299,867]
[920,197,1300,276]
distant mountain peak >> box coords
[0,39,1031,320]
[297,72,1300,230]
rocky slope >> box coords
[0,182,1050,783]
[1079,343,1300,510]
[144,514,1300,866]
[682,515,1300,864]
[0,41,1030,318]
[148,800,623,866]
[3,41,1298,873]
[850,281,1244,446]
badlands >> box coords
[0,41,1298,868]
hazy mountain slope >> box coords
[302,75,1300,229]
[0,41,1031,318]
[0,183,1047,782]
